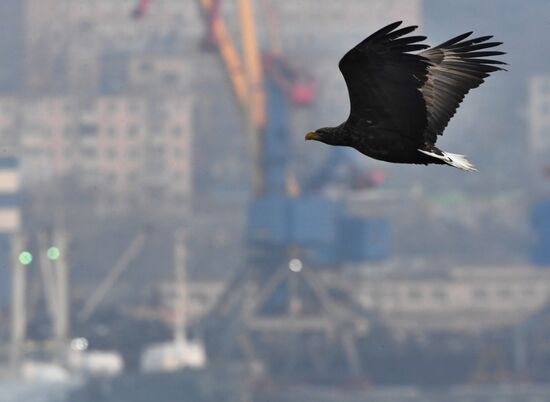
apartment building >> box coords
[0,95,192,216]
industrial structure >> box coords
[178,0,393,380]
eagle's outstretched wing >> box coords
[338,21,430,142]
[419,33,506,143]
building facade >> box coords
[327,265,550,333]
[0,95,192,216]
[529,74,550,166]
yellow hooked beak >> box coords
[305,131,318,141]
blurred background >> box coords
[1,0,550,401]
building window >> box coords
[128,125,138,138]
[472,289,488,300]
[83,148,97,158]
[521,287,535,297]
[107,148,117,159]
[128,102,140,114]
[172,126,184,137]
[140,61,153,73]
[497,288,512,299]
[174,148,184,158]
[432,289,447,301]
[152,145,165,157]
[408,288,422,300]
[128,147,140,159]
[42,128,52,138]
[79,123,98,137]
[163,72,179,85]
[107,101,118,115]
[128,172,138,183]
[173,192,187,203]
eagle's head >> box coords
[305,127,344,146]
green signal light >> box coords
[47,247,60,261]
[18,251,32,265]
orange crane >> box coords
[196,0,266,194]
[197,0,317,194]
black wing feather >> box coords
[338,21,431,141]
[419,33,506,143]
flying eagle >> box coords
[305,21,506,172]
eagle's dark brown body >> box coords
[305,21,506,172]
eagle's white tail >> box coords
[418,149,477,172]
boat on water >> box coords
[0,361,83,402]
[0,379,82,402]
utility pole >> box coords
[174,230,187,343]
[10,234,26,372]
[39,232,57,328]
[39,229,70,360]
[53,228,69,357]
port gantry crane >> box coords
[193,0,384,381]
[135,0,388,381]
